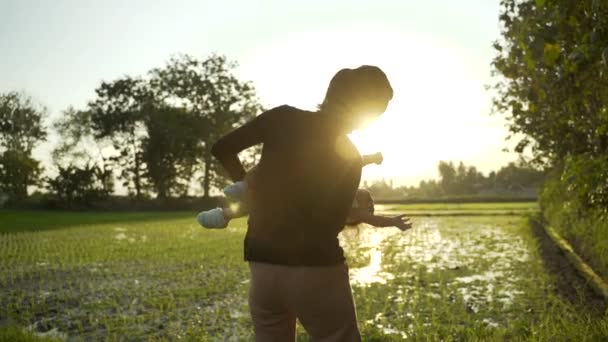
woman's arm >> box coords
[211,108,278,182]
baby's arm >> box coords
[349,208,412,231]
[361,152,383,167]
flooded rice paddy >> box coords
[0,209,603,340]
[340,216,542,340]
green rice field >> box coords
[1,204,606,341]
[375,202,539,216]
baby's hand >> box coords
[391,214,412,231]
[362,152,383,166]
[370,152,383,165]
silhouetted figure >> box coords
[210,65,407,341]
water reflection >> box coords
[340,217,532,325]
[341,227,397,285]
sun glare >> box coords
[240,28,509,186]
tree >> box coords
[463,165,485,194]
[438,161,486,195]
[0,92,47,152]
[363,179,405,198]
[89,77,154,198]
[415,179,443,198]
[438,161,457,195]
[150,54,263,197]
[492,0,608,208]
[0,92,47,200]
[0,150,42,200]
[46,163,112,207]
[51,107,114,197]
[53,107,100,164]
[492,0,608,163]
[86,54,262,199]
[495,161,545,190]
[142,106,204,198]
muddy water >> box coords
[339,216,533,333]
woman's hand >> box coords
[391,214,412,231]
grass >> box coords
[540,173,608,281]
[0,326,62,341]
[0,210,190,233]
[0,210,250,340]
[378,202,538,211]
[542,202,608,281]
[345,216,607,341]
[376,202,539,217]
[0,204,605,341]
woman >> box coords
[210,65,410,341]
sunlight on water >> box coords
[366,312,409,339]
[455,270,504,284]
[341,227,400,285]
[341,218,532,317]
[350,248,395,285]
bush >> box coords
[541,156,608,279]
[559,154,608,212]
[3,194,226,212]
[45,164,112,208]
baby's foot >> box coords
[196,208,228,229]
[223,181,248,201]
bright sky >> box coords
[0,0,519,187]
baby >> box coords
[345,188,411,231]
[197,152,411,231]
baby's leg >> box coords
[197,208,229,229]
[223,181,248,201]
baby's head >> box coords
[354,189,374,213]
[346,189,375,226]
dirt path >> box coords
[530,218,606,313]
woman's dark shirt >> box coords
[211,105,362,266]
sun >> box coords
[240,27,504,186]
